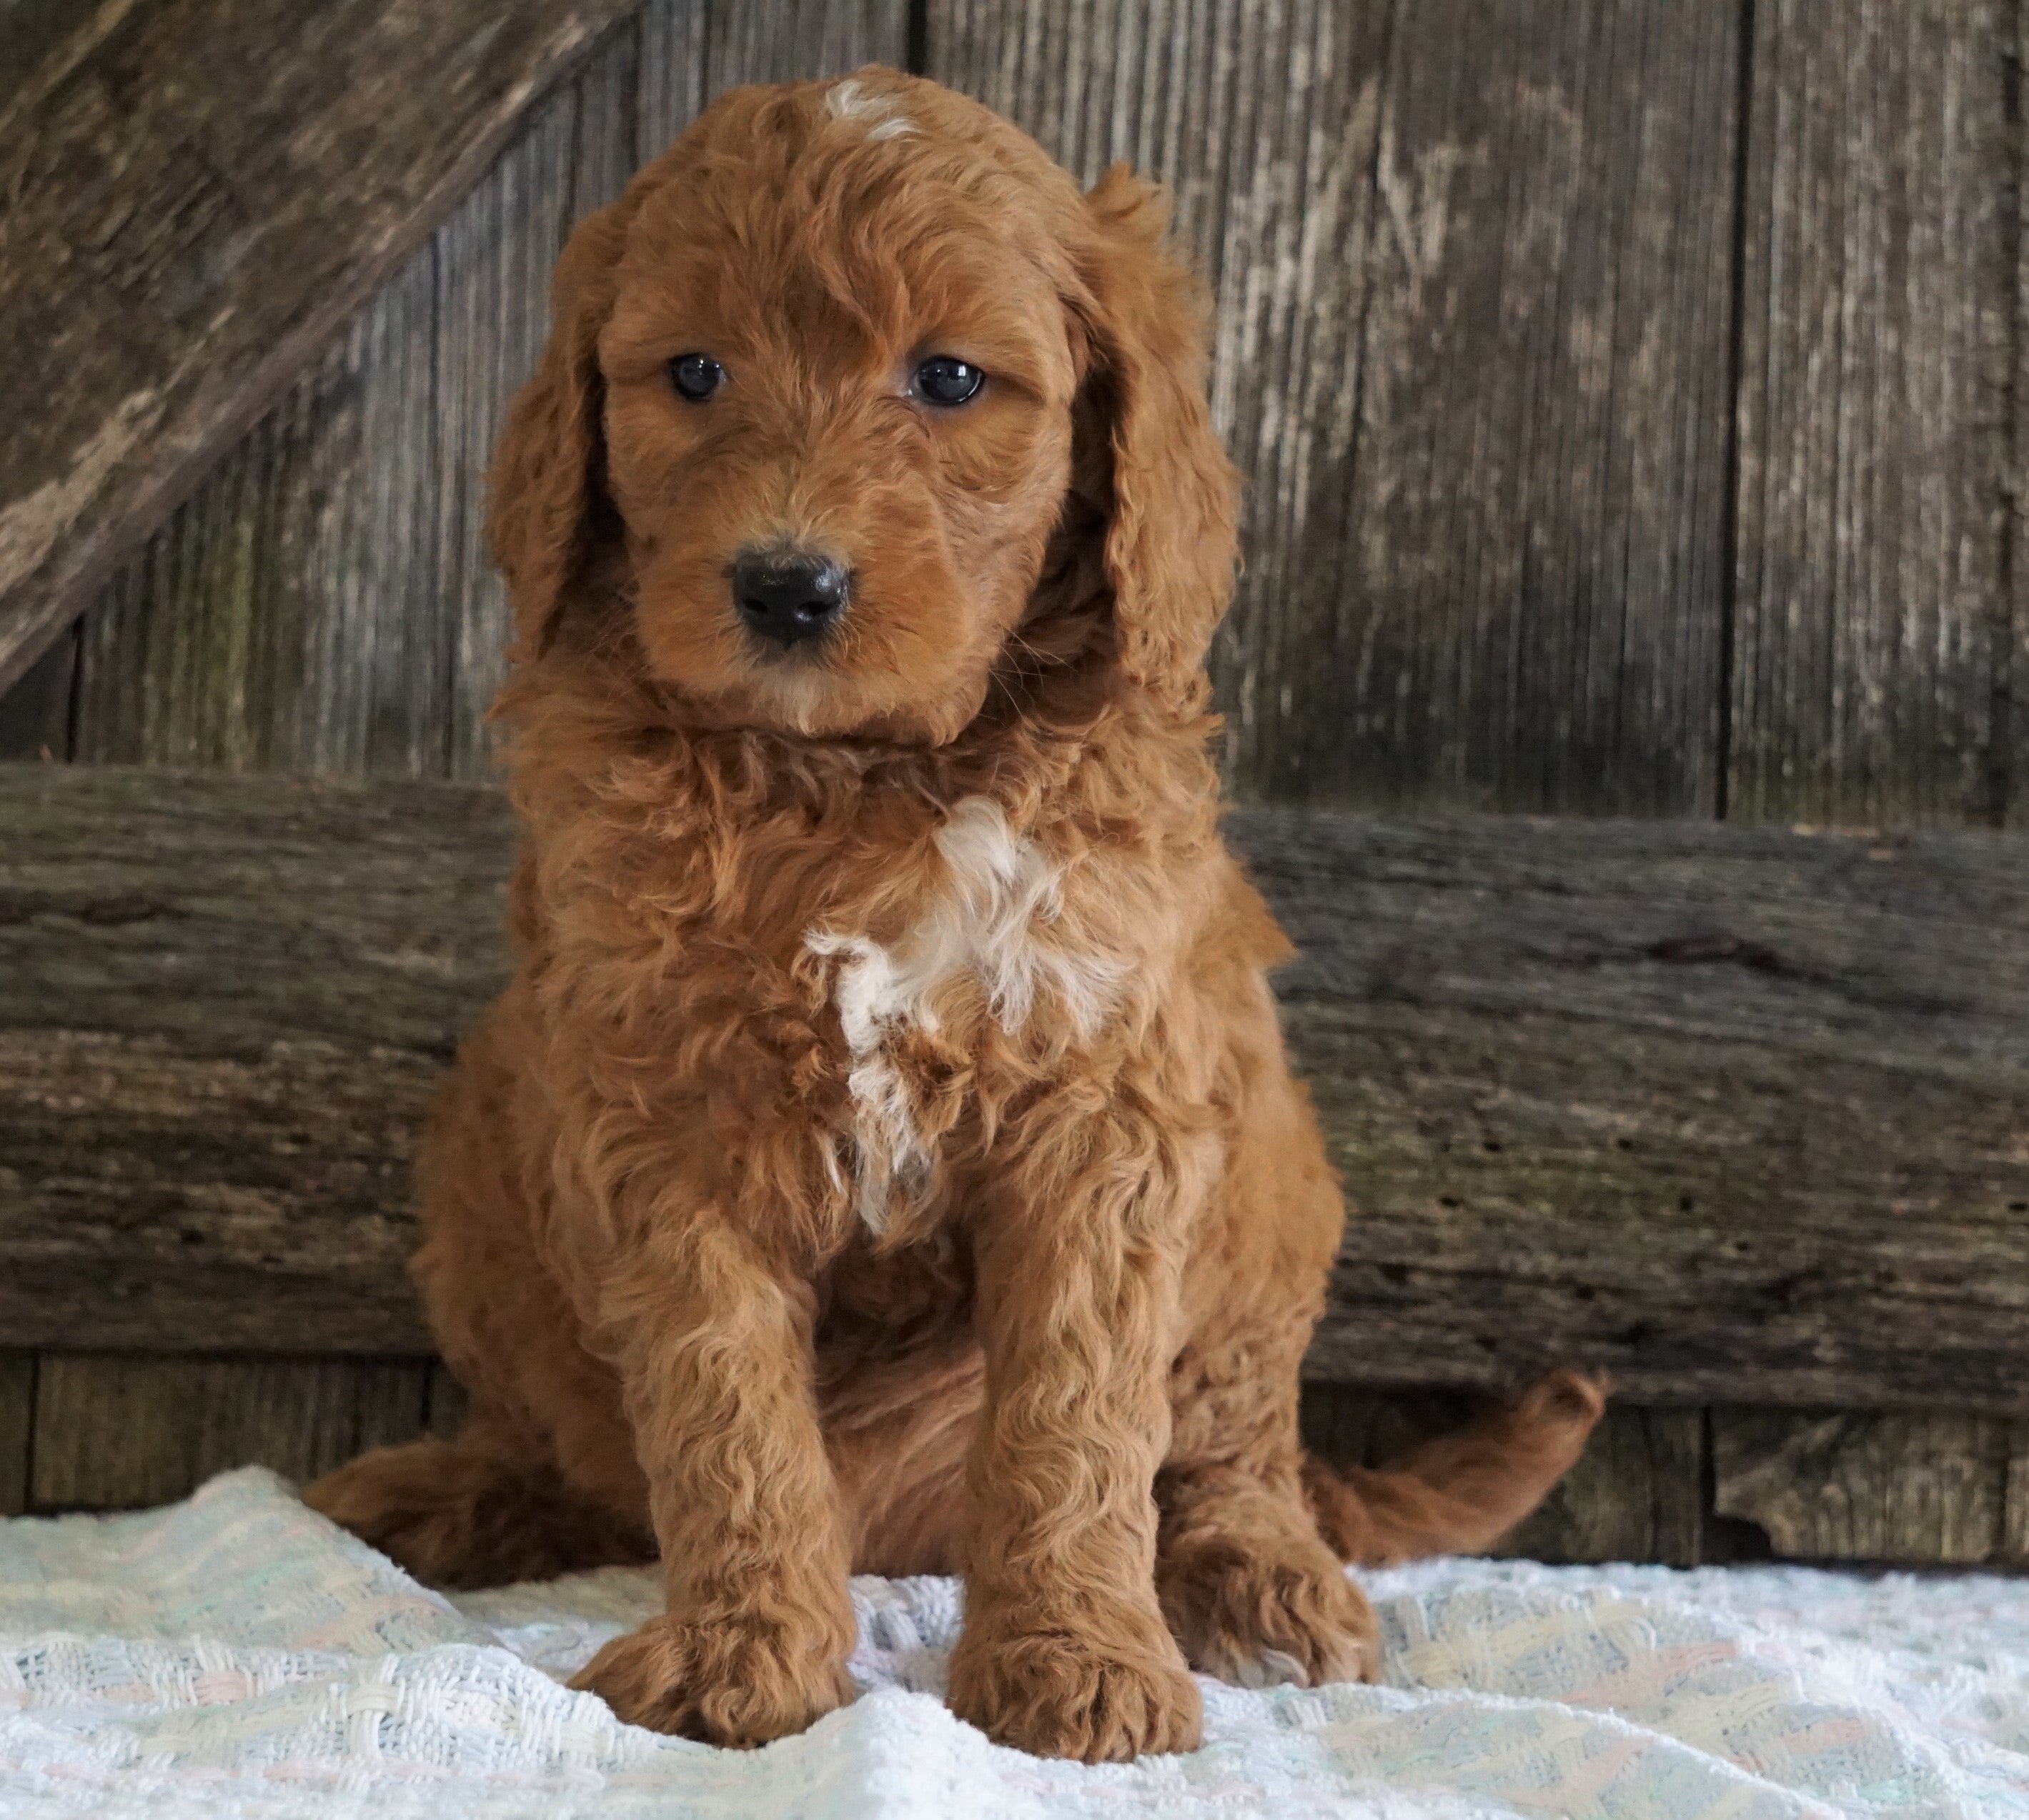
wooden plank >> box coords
[0,1353,31,1516]
[0,766,514,1354]
[72,19,658,784]
[30,1353,430,1511]
[1325,0,1740,814]
[0,0,639,702]
[440,77,598,780]
[74,254,445,777]
[2005,1429,2029,1559]
[700,0,908,95]
[0,628,73,762]
[427,1361,475,1441]
[5,765,2029,1409]
[928,0,1400,810]
[1299,1381,1479,1476]
[1730,0,2015,827]
[1712,1408,2013,1566]
[1254,808,2029,1408]
[637,0,708,162]
[0,1,96,105]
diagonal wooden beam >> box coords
[0,0,639,699]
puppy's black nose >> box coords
[732,550,848,647]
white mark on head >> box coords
[825,78,917,139]
[808,797,1123,1231]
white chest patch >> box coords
[808,796,1122,1232]
[825,79,918,141]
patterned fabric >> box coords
[3,1468,2027,1818]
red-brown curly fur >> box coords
[307,69,1604,1763]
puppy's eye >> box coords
[670,354,725,402]
[913,356,984,407]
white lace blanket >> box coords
[4,1468,2027,1819]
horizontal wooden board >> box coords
[0,0,638,700]
[0,766,515,1352]
[1248,809,2029,1408]
[2,765,2028,1412]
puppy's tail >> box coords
[1302,1370,1608,1566]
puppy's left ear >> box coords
[1070,165,1239,704]
[487,197,633,663]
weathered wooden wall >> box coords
[12,0,2020,825]
[2,0,2025,1567]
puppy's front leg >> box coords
[572,1218,855,1746]
[948,1099,1205,1762]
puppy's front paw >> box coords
[948,1607,1203,1762]
[572,1613,853,1747]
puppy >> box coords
[307,69,1603,1763]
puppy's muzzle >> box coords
[732,548,849,649]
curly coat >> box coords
[307,69,1604,1763]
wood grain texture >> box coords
[0,766,515,1353]
[29,1353,430,1511]
[0,629,72,762]
[1323,0,1741,815]
[700,0,907,94]
[13,1,2028,825]
[440,72,599,780]
[0,0,638,701]
[931,0,1739,812]
[0,1353,31,1516]
[1730,0,2017,827]
[1251,807,2029,1408]
[5,764,2028,1411]
[1712,1408,2015,1566]
[74,255,445,776]
[427,1361,475,1441]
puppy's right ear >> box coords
[487,198,632,662]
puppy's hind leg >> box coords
[1158,1041,1382,1691]
[1156,1460,1380,1689]
[304,1417,655,1591]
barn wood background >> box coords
[1,0,2025,1570]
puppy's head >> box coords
[490,70,1235,745]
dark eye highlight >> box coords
[670,354,725,402]
[913,356,985,407]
